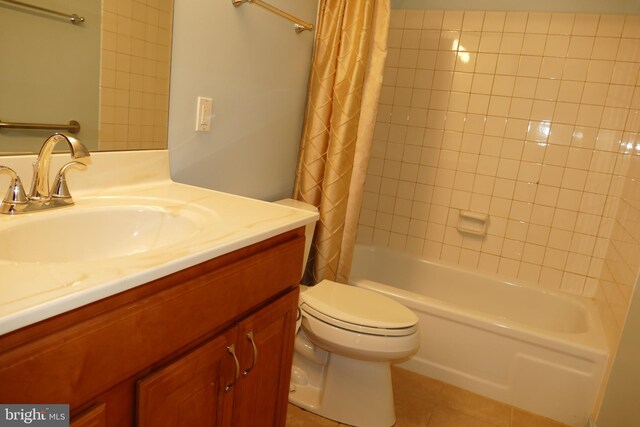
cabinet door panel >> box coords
[232,289,298,426]
[137,331,236,427]
[70,403,106,427]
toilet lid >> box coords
[300,280,418,336]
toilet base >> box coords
[289,351,396,427]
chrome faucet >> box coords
[29,133,90,201]
[0,133,90,214]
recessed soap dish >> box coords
[457,211,490,236]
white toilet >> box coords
[276,199,419,427]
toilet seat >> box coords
[300,280,418,337]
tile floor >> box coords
[286,367,569,427]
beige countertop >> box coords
[0,150,317,334]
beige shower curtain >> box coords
[293,0,390,283]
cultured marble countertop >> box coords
[0,150,318,335]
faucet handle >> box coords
[0,166,28,213]
[51,161,86,199]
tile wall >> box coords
[596,154,640,340]
[356,10,640,344]
[99,0,173,150]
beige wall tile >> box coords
[567,36,595,59]
[360,8,640,361]
[483,11,505,32]
[540,57,566,79]
[443,10,464,30]
[423,10,443,29]
[99,0,172,151]
[572,14,600,36]
[405,10,424,29]
[526,12,551,34]
[549,13,575,35]
[623,15,640,38]
[597,15,625,38]
[504,12,528,33]
[462,11,484,32]
[544,35,570,57]
[479,32,502,53]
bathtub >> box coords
[349,245,608,427]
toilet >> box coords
[275,199,419,427]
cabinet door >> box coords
[137,331,237,427]
[232,288,299,427]
[70,403,106,427]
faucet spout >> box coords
[29,133,90,201]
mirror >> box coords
[0,0,173,154]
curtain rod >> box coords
[232,0,313,34]
[0,0,84,24]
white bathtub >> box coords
[349,245,608,427]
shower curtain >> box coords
[293,0,390,283]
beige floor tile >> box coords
[392,366,444,400]
[511,408,569,427]
[440,383,511,427]
[286,369,570,427]
[393,413,432,427]
[392,366,441,426]
[427,405,500,427]
[286,404,339,427]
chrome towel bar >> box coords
[0,120,81,134]
[232,0,313,33]
[0,0,84,24]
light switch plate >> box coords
[196,96,213,131]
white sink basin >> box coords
[0,198,213,263]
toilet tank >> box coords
[273,199,318,280]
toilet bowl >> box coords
[276,195,419,427]
[290,280,419,427]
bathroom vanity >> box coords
[0,229,302,426]
[0,150,318,426]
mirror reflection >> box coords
[0,0,172,154]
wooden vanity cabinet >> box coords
[0,228,304,427]
[231,291,298,426]
[136,290,298,427]
[137,330,234,427]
